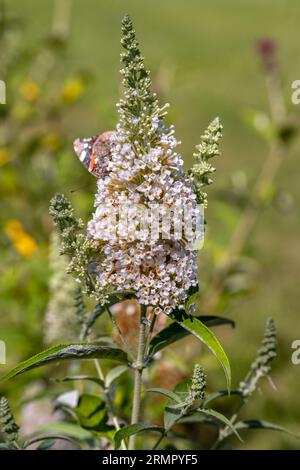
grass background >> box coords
[1,0,300,449]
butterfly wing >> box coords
[73,131,114,177]
[73,136,98,176]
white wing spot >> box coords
[80,150,86,161]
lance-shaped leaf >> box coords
[146,388,182,403]
[33,422,93,441]
[23,434,78,449]
[164,405,183,430]
[0,443,17,450]
[37,440,58,450]
[197,409,242,441]
[114,424,165,449]
[55,375,104,388]
[148,315,234,357]
[163,379,192,430]
[234,420,297,438]
[0,344,128,383]
[81,304,106,339]
[170,310,231,390]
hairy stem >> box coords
[129,306,147,450]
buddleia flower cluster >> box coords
[44,231,79,344]
[239,318,277,399]
[183,364,206,411]
[87,15,201,314]
[0,397,19,448]
[189,117,223,207]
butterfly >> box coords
[73,130,114,178]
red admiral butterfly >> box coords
[73,130,114,177]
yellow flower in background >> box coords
[0,147,11,166]
[4,220,37,257]
[62,79,84,103]
[14,235,38,258]
[19,79,40,102]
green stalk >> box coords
[128,305,147,450]
[152,431,165,450]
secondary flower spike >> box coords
[87,15,200,314]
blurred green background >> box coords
[1,0,300,449]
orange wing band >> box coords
[89,152,95,171]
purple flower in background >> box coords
[256,38,278,71]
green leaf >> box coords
[162,379,192,429]
[146,388,182,403]
[148,315,234,357]
[197,409,242,441]
[84,304,106,333]
[164,406,183,430]
[162,379,194,430]
[55,375,104,388]
[37,439,56,450]
[105,365,128,388]
[0,344,128,382]
[75,394,108,431]
[23,434,77,449]
[203,389,242,407]
[198,316,235,329]
[0,443,15,450]
[171,310,231,390]
[173,378,191,395]
[234,420,297,438]
[114,424,164,449]
[94,427,116,444]
[34,423,93,441]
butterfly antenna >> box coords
[70,183,91,193]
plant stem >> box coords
[93,359,127,450]
[152,432,165,450]
[211,397,245,449]
[93,358,105,380]
[128,306,147,450]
